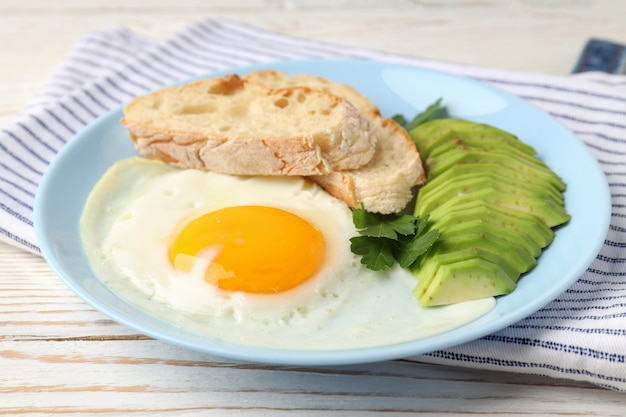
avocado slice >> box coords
[432,219,540,262]
[411,221,538,306]
[420,163,565,205]
[430,143,553,172]
[428,233,536,275]
[410,118,519,151]
[431,200,555,248]
[418,172,564,210]
[417,258,517,306]
[409,119,460,149]
[409,118,510,148]
[425,130,537,159]
[417,186,570,228]
[416,174,568,220]
[427,149,567,191]
[412,246,521,303]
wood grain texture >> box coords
[1,0,625,126]
[1,1,626,415]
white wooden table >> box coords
[2,1,626,415]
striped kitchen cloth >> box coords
[1,19,625,391]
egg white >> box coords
[80,157,495,350]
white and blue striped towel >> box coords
[1,19,625,391]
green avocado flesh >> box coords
[416,175,569,227]
[410,119,518,149]
[422,164,565,205]
[427,149,566,191]
[409,119,570,307]
[425,131,537,158]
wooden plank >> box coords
[2,339,624,416]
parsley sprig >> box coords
[349,206,440,271]
[392,98,448,132]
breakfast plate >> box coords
[34,59,611,365]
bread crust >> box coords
[122,75,377,176]
[311,118,426,214]
[245,69,427,213]
[244,69,381,117]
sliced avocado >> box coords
[425,130,536,159]
[410,248,439,297]
[427,233,536,276]
[410,118,532,151]
[431,200,555,248]
[427,150,566,191]
[408,120,488,153]
[430,143,552,172]
[417,186,570,228]
[409,118,510,146]
[409,119,459,149]
[431,219,540,262]
[417,176,569,226]
[412,221,539,305]
[407,118,569,307]
[417,174,566,216]
[417,258,517,306]
[423,118,514,136]
[420,163,565,205]
[419,167,565,208]
[412,245,521,303]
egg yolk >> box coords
[168,206,326,294]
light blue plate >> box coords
[34,59,611,365]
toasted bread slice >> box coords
[244,70,427,214]
[244,69,380,117]
[122,74,376,176]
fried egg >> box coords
[80,157,494,350]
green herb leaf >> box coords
[350,208,439,271]
[385,215,418,235]
[352,205,415,239]
[350,236,396,271]
[394,229,440,269]
[351,205,381,230]
[404,98,447,131]
[391,114,408,126]
[415,213,431,236]
[361,214,417,239]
